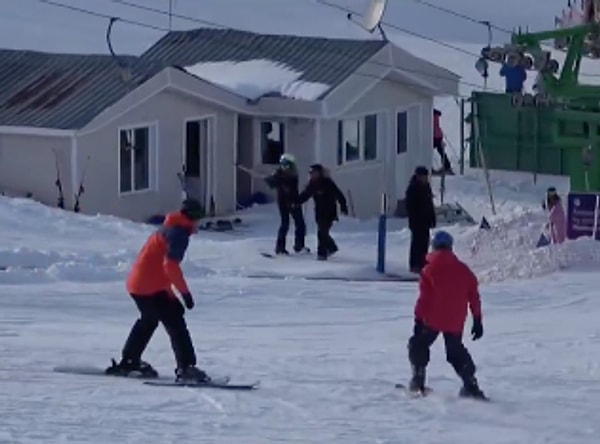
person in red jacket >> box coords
[407,230,486,399]
[105,198,207,383]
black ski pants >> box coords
[408,325,476,380]
[122,291,196,369]
[317,219,338,258]
[277,203,306,251]
[409,227,430,272]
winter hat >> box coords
[180,198,204,221]
[414,166,429,176]
[309,163,324,174]
[279,153,296,168]
[431,230,453,250]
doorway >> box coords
[183,117,214,212]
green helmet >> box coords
[279,153,296,169]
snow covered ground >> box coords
[3,2,600,443]
[1,166,600,443]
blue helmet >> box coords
[431,230,453,250]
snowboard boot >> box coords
[105,358,158,378]
[175,365,210,384]
[459,375,488,400]
[294,246,310,254]
[408,366,426,394]
[275,248,289,255]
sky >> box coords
[0,0,573,56]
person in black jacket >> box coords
[265,154,307,255]
[405,166,436,273]
[298,164,348,260]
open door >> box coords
[183,117,214,212]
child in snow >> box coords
[543,187,566,244]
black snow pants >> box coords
[316,219,338,258]
[276,203,306,252]
[409,227,430,272]
[408,325,476,381]
[122,291,196,369]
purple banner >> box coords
[566,192,600,240]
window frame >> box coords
[117,122,158,196]
[336,114,378,166]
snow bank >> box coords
[184,59,330,100]
[456,209,600,284]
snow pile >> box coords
[457,209,600,283]
[184,59,330,100]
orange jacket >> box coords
[414,250,482,334]
[126,212,195,297]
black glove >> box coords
[413,318,424,336]
[471,317,483,341]
[181,292,195,310]
[340,206,349,216]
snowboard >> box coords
[395,382,490,401]
[144,378,260,391]
[53,365,166,380]
[260,249,311,259]
[53,365,259,391]
[395,383,433,397]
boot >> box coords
[275,247,289,255]
[408,365,426,393]
[459,375,487,400]
[105,358,158,378]
[175,365,210,383]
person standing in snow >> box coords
[407,230,486,399]
[405,166,436,273]
[105,198,208,383]
[265,153,307,255]
[298,164,348,260]
[433,109,452,174]
[542,187,566,244]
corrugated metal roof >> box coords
[0,49,159,130]
[0,28,386,130]
[140,28,387,99]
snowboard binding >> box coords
[104,358,159,379]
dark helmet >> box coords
[414,166,429,176]
[180,198,204,221]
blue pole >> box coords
[376,193,387,273]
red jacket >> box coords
[126,212,195,297]
[414,250,482,334]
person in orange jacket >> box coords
[105,198,207,383]
[406,230,487,399]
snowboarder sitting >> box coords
[407,230,487,399]
[298,164,348,260]
[405,166,436,274]
[105,198,208,383]
[264,153,307,255]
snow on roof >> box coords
[183,59,330,101]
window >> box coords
[397,111,408,154]
[260,121,285,164]
[337,114,377,165]
[119,125,154,194]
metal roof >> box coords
[0,49,159,130]
[140,28,388,99]
[0,29,386,130]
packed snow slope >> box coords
[2,171,600,444]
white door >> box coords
[183,117,214,210]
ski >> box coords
[144,378,259,391]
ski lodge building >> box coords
[0,28,459,221]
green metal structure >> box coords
[467,20,600,192]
